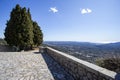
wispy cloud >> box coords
[49,7,58,13]
[81,8,92,14]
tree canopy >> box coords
[4,4,43,50]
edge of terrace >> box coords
[44,46,117,80]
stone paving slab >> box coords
[0,50,54,80]
[0,50,74,80]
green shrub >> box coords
[96,57,120,72]
[0,38,7,45]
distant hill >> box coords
[44,41,120,49]
[44,41,120,61]
[44,41,98,47]
[100,42,120,48]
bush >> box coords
[0,38,7,45]
[96,57,120,72]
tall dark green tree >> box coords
[33,22,43,46]
[4,4,43,50]
[5,4,23,47]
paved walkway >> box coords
[0,50,74,80]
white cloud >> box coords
[81,8,92,14]
[87,8,92,13]
[49,7,58,13]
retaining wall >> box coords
[45,47,116,80]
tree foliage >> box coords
[4,4,43,50]
[33,22,43,46]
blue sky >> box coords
[0,0,120,43]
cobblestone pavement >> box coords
[0,50,74,80]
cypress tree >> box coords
[4,4,34,50]
[18,7,33,50]
[33,22,43,46]
[4,4,22,46]
[27,8,32,20]
[4,4,43,50]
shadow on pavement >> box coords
[39,52,74,80]
[115,73,120,80]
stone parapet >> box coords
[45,47,116,80]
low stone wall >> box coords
[45,47,116,80]
[0,45,13,52]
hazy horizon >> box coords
[0,0,120,43]
[44,40,120,44]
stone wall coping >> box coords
[46,47,116,79]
